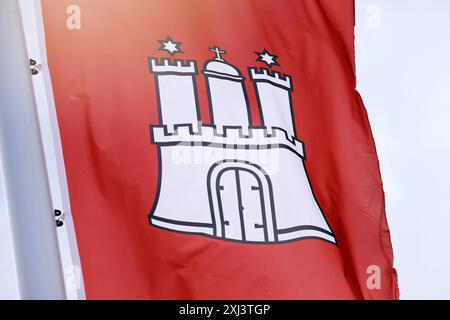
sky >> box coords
[356,0,450,299]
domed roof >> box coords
[203,60,244,81]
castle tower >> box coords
[203,47,251,131]
[149,58,200,131]
[249,68,296,139]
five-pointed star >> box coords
[255,49,280,68]
[157,36,183,56]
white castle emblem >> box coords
[147,43,336,245]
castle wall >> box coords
[153,145,214,227]
[151,139,334,242]
[266,148,333,237]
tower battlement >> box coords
[151,124,304,158]
[249,67,292,90]
[149,57,197,74]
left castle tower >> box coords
[149,58,200,132]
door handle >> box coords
[254,223,265,229]
[224,220,230,226]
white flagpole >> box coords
[0,0,66,299]
[17,0,86,300]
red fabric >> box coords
[41,0,398,299]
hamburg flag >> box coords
[41,0,398,299]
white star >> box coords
[255,49,279,68]
[158,37,183,56]
[260,52,275,65]
[163,40,178,54]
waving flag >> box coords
[41,0,398,299]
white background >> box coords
[1,0,450,299]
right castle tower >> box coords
[249,68,296,139]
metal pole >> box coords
[0,0,66,299]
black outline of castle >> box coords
[147,40,336,245]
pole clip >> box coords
[55,209,65,227]
[30,58,42,75]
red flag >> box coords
[41,0,398,299]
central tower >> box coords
[202,47,252,132]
